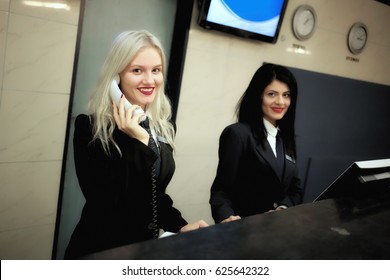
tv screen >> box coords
[197,0,289,43]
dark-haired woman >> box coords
[210,63,303,224]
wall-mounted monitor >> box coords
[197,0,289,43]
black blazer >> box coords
[65,114,187,259]
[210,123,303,223]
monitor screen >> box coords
[314,158,390,209]
[198,0,289,43]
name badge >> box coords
[286,155,295,163]
[157,136,168,144]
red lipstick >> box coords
[138,87,154,96]
[272,108,284,113]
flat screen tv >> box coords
[197,0,289,43]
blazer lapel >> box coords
[255,141,283,181]
[156,142,173,182]
[282,155,296,185]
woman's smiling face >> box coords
[261,79,291,126]
[119,46,163,110]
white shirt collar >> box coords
[263,118,278,137]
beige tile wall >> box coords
[0,0,80,259]
[0,0,389,260]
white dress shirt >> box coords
[264,119,288,210]
[263,118,279,157]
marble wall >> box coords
[0,0,389,260]
[0,0,80,259]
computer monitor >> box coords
[314,158,390,204]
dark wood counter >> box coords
[83,198,390,259]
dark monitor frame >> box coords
[314,158,390,203]
[197,0,289,44]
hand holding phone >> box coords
[110,74,146,123]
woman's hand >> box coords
[179,220,209,233]
[266,206,287,213]
[113,96,148,145]
[221,215,241,223]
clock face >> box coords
[292,5,316,40]
[348,23,367,54]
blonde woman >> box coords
[65,30,207,259]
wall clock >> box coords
[347,22,368,54]
[292,5,316,40]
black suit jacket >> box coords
[65,114,187,259]
[210,123,303,223]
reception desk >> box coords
[84,198,390,259]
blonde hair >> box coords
[87,30,175,155]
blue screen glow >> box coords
[207,0,285,37]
